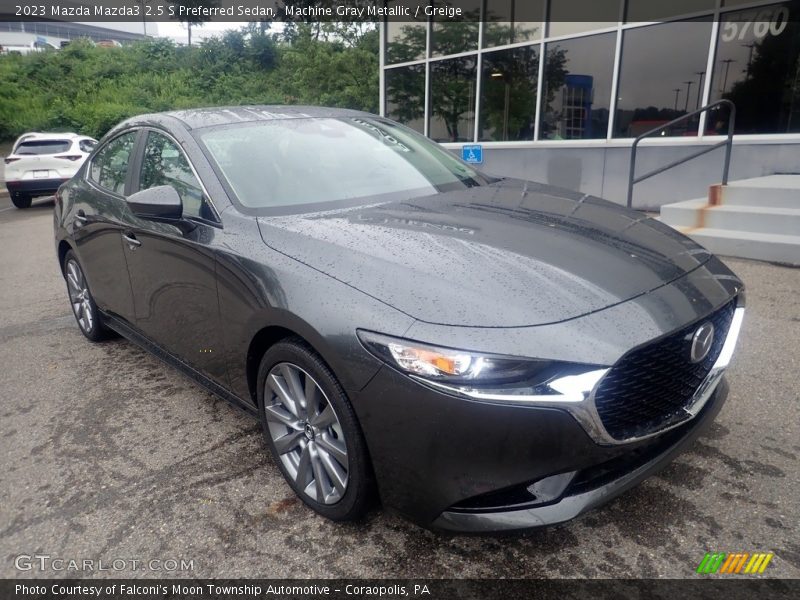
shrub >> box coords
[0,26,378,141]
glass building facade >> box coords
[0,21,148,44]
[382,0,800,144]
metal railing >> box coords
[626,99,736,208]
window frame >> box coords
[538,31,618,141]
[380,0,800,144]
[612,16,715,139]
[707,0,800,136]
[428,54,479,143]
[85,128,142,198]
[86,126,221,226]
[478,43,541,142]
[133,128,221,226]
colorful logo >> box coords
[697,552,774,574]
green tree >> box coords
[275,1,373,44]
[168,0,220,46]
[385,22,427,64]
[481,46,546,141]
[0,25,379,141]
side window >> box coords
[139,132,214,221]
[89,132,137,195]
[79,139,97,153]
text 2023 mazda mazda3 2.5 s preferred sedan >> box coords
[53,107,744,533]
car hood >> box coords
[256,179,712,327]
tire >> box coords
[63,250,114,342]
[11,192,32,209]
[257,338,373,521]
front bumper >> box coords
[433,379,728,533]
[350,367,728,533]
[6,178,69,197]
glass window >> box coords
[709,1,800,135]
[15,140,71,155]
[385,64,426,134]
[79,139,97,153]
[483,0,544,48]
[199,118,489,210]
[89,132,137,196]
[540,32,616,140]
[614,18,713,137]
[479,46,539,142]
[385,1,427,64]
[431,0,481,57]
[139,132,213,221]
[429,56,478,142]
[548,0,619,38]
[626,0,716,22]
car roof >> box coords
[116,105,374,132]
[11,133,95,154]
[14,132,92,144]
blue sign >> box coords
[462,145,483,164]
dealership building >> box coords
[379,0,800,222]
[0,20,150,49]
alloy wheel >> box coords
[66,259,94,333]
[264,363,349,505]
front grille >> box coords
[593,300,736,440]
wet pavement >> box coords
[0,200,797,579]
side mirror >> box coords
[126,185,182,220]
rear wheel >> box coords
[11,192,32,209]
[63,251,113,342]
[257,339,373,521]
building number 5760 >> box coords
[721,6,789,42]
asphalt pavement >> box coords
[0,200,797,579]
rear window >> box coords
[15,140,71,155]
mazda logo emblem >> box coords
[690,323,715,363]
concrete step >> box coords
[660,175,800,265]
[659,198,708,228]
[721,175,800,209]
[725,174,800,187]
[661,197,800,235]
[722,186,800,209]
[673,226,800,265]
[704,205,800,237]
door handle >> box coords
[74,210,88,227]
[122,233,141,250]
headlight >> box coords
[713,306,745,369]
[357,330,608,404]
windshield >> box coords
[198,117,491,210]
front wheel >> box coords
[11,192,32,209]
[63,251,114,342]
[257,339,373,521]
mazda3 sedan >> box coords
[53,106,744,532]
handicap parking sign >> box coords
[462,145,483,164]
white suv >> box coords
[4,132,97,208]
